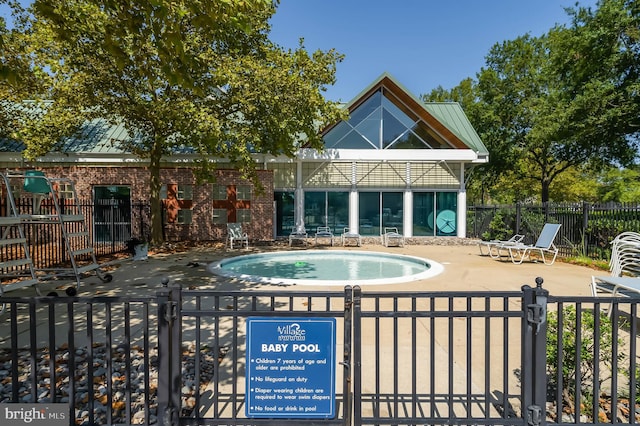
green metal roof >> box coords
[2,73,487,157]
[61,119,135,153]
[424,102,488,154]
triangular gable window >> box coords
[324,87,453,150]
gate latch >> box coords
[164,301,178,323]
[527,303,545,326]
[527,405,542,426]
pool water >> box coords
[209,250,444,286]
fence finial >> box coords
[535,277,544,288]
[161,277,169,287]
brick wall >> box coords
[24,166,275,242]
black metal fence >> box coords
[3,197,640,268]
[2,280,640,425]
[468,202,640,259]
[0,197,150,269]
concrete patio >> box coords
[55,240,597,298]
[0,240,613,424]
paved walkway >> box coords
[58,241,597,298]
[0,241,604,421]
[1,240,599,350]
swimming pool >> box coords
[208,250,444,286]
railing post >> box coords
[582,201,589,257]
[522,277,549,426]
[352,285,362,426]
[157,278,181,426]
[342,286,353,426]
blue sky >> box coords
[1,0,599,103]
[269,0,599,102]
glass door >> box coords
[93,186,132,245]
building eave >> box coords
[296,148,489,163]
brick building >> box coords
[0,73,488,244]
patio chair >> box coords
[341,227,361,247]
[494,223,561,265]
[289,225,308,247]
[226,223,249,249]
[478,234,525,258]
[382,227,404,247]
[591,232,640,313]
[315,226,334,246]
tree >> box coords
[597,166,640,202]
[18,0,346,244]
[548,0,640,168]
[425,0,639,204]
[422,78,517,204]
[474,0,639,203]
[0,0,61,142]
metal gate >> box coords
[157,286,353,425]
[156,282,549,426]
[5,279,638,425]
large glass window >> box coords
[274,191,295,237]
[358,192,379,236]
[304,191,349,235]
[358,192,403,236]
[323,88,453,150]
[435,192,457,236]
[413,192,435,236]
[328,192,349,234]
[413,192,457,236]
[382,192,403,232]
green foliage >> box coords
[480,210,514,241]
[12,0,346,244]
[546,305,623,413]
[597,167,640,203]
[425,0,640,204]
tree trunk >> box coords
[149,140,164,245]
[541,179,550,203]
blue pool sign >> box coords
[245,317,337,419]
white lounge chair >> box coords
[226,223,249,249]
[289,225,308,247]
[382,227,404,247]
[494,223,561,265]
[591,232,640,314]
[341,228,361,247]
[478,234,525,258]
[314,226,334,246]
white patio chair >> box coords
[591,232,640,314]
[315,226,334,246]
[495,223,561,265]
[382,227,404,247]
[341,228,361,247]
[478,234,525,258]
[289,225,308,247]
[226,223,249,249]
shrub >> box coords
[481,210,513,241]
[546,305,623,415]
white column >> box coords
[349,190,359,233]
[457,164,466,238]
[404,162,412,237]
[403,190,413,237]
[349,162,359,233]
